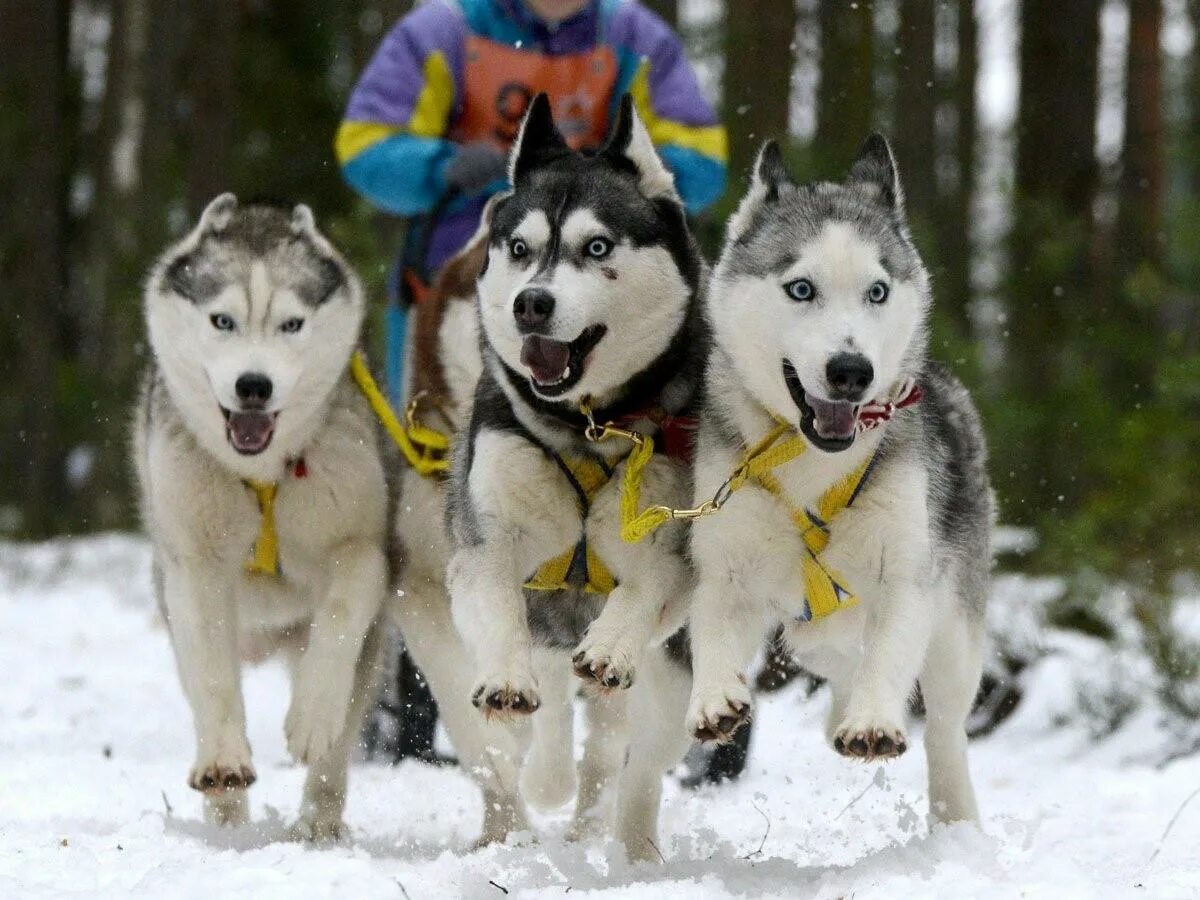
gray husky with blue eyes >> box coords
[133,196,387,839]
[686,136,993,826]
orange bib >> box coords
[451,35,618,152]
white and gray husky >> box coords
[133,196,387,838]
[398,93,704,859]
[686,136,993,825]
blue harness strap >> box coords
[385,300,408,407]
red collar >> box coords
[856,380,923,433]
[612,406,698,464]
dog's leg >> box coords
[292,618,384,842]
[448,539,541,720]
[919,604,984,824]
[521,649,578,810]
[160,559,254,824]
[832,473,933,761]
[286,539,385,765]
[572,459,690,691]
[448,429,580,720]
[566,687,629,841]
[571,565,687,691]
[686,576,772,743]
[612,646,691,863]
[821,660,857,745]
[394,575,529,844]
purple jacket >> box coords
[336,0,727,274]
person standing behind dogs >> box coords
[336,0,726,374]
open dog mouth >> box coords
[519,324,608,397]
[221,407,278,455]
[782,360,857,453]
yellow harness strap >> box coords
[244,479,281,577]
[524,453,620,595]
[242,351,453,577]
[616,416,873,621]
[349,350,449,477]
[755,456,872,621]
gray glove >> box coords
[443,143,508,195]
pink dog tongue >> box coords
[227,411,274,452]
[806,396,858,439]
[521,335,571,384]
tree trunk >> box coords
[931,0,979,336]
[815,0,874,175]
[724,0,796,183]
[1115,0,1165,272]
[894,0,938,226]
[186,1,239,217]
[1004,0,1100,521]
[1191,0,1200,195]
[0,0,71,536]
[938,0,978,336]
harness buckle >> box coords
[661,498,720,521]
[579,398,645,446]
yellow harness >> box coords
[243,353,878,625]
[522,453,621,595]
[242,350,447,577]
[593,414,876,622]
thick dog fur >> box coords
[424,94,705,860]
[686,137,993,825]
[133,196,387,838]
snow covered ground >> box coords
[2,536,1198,898]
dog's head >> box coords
[145,196,363,463]
[709,135,930,452]
[477,93,699,410]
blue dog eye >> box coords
[280,317,304,334]
[785,278,815,302]
[509,238,528,259]
[868,281,890,304]
[585,237,613,259]
[210,313,236,331]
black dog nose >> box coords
[513,288,555,333]
[825,353,874,401]
[235,372,273,406]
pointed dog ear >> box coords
[847,133,904,213]
[509,93,570,184]
[289,203,318,238]
[197,193,237,234]
[601,94,677,200]
[725,141,790,241]
[753,140,791,202]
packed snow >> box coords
[1,536,1197,898]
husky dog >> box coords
[435,93,704,859]
[389,211,534,845]
[133,196,387,838]
[686,137,992,825]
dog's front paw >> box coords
[833,717,908,761]
[687,679,752,744]
[571,630,637,690]
[285,688,350,765]
[471,675,540,720]
[189,738,256,794]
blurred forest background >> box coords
[1,1,1198,719]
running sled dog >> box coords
[134,197,387,838]
[686,136,993,825]
[394,94,703,858]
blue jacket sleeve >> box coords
[335,1,467,215]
